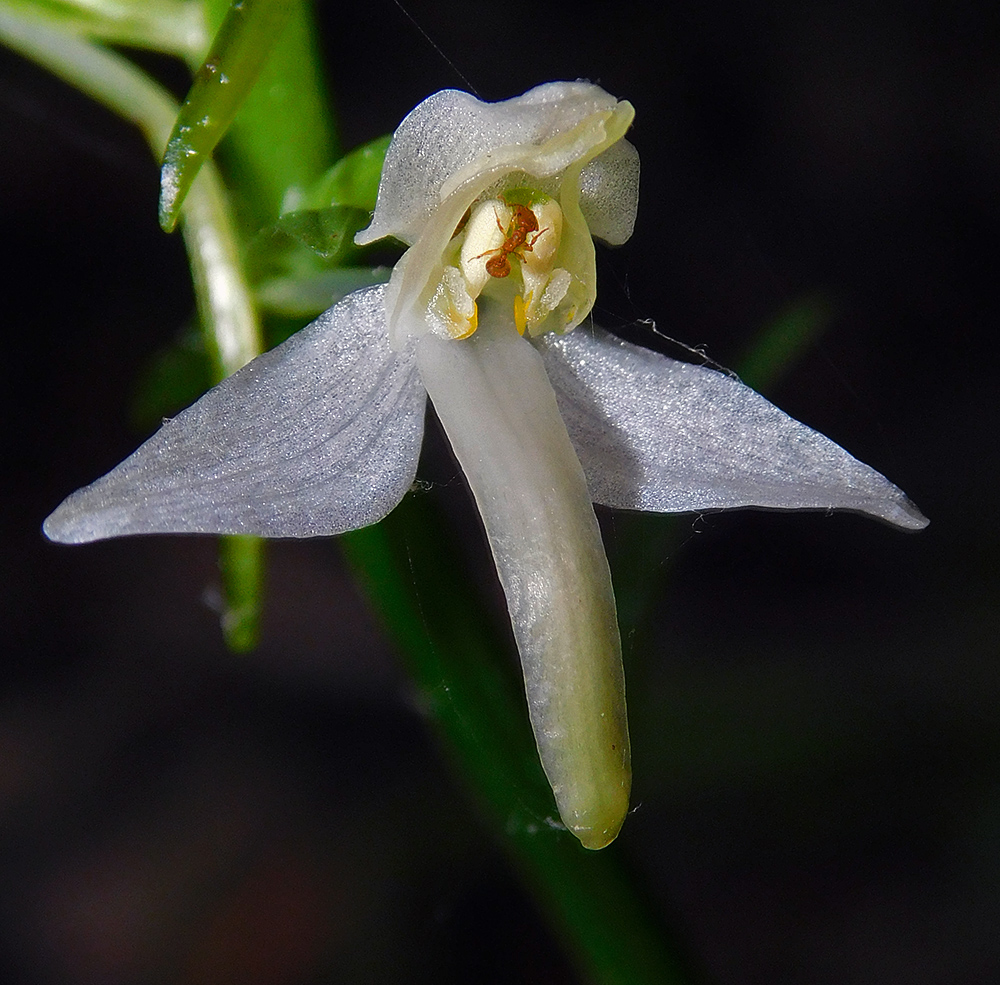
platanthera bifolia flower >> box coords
[44,83,927,850]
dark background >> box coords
[2,1,998,982]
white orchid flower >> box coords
[44,82,927,850]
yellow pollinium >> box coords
[452,304,478,340]
[513,294,528,336]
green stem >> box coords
[218,533,265,652]
[0,0,206,59]
[0,7,263,647]
[0,7,261,377]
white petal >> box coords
[356,82,624,248]
[537,326,928,530]
[415,303,630,850]
[44,286,426,543]
[578,138,640,245]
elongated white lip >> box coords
[415,301,631,848]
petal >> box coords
[356,82,626,248]
[415,302,630,850]
[537,326,928,530]
[578,138,640,246]
[44,285,426,544]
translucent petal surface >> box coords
[44,286,426,543]
[416,303,630,850]
[537,326,928,530]
[356,82,625,248]
[578,139,640,245]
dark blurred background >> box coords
[2,1,998,982]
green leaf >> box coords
[214,1,337,231]
[159,0,296,231]
[303,133,391,212]
[245,205,372,281]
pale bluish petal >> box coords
[44,286,426,544]
[537,326,928,530]
[578,138,640,245]
[415,302,630,850]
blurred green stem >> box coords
[0,0,206,58]
[218,534,266,652]
[736,293,832,393]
